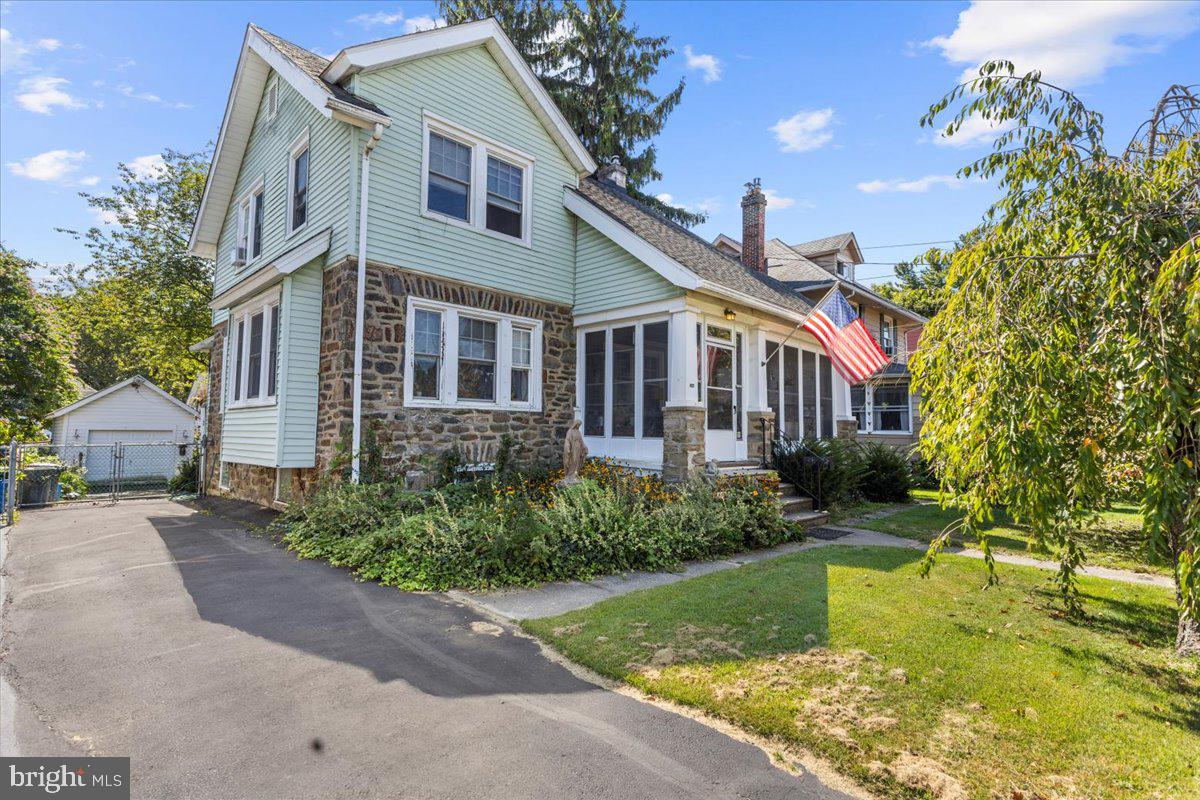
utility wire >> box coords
[860,239,956,250]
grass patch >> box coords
[525,546,1197,800]
[854,501,1169,576]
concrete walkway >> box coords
[460,524,1174,621]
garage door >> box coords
[86,430,176,482]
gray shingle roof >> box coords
[765,239,832,283]
[791,232,855,257]
[573,179,814,317]
[251,25,387,117]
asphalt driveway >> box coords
[0,499,853,800]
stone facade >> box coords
[316,259,577,485]
[835,417,858,440]
[662,405,706,482]
[746,409,775,465]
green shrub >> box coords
[276,462,797,591]
[772,437,866,509]
[58,466,89,499]
[858,442,913,502]
[168,451,198,495]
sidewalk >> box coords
[456,525,1173,621]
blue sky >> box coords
[2,1,1197,286]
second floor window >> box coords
[235,185,264,265]
[880,316,895,356]
[422,115,533,245]
[288,131,309,235]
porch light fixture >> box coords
[723,308,736,321]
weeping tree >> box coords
[439,0,703,226]
[912,66,1199,656]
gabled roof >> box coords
[188,25,391,259]
[566,179,815,320]
[765,238,830,283]
[790,232,863,263]
[49,376,199,419]
[790,276,928,324]
[323,19,596,175]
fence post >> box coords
[6,439,16,526]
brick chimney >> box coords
[740,178,767,272]
[596,155,628,191]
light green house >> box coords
[188,19,872,507]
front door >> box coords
[704,326,739,462]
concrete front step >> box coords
[785,509,830,529]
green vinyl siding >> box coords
[221,404,278,465]
[573,220,681,315]
[355,46,579,304]
[212,70,355,301]
[276,258,322,467]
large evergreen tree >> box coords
[54,149,212,398]
[439,0,703,226]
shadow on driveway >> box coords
[147,512,591,698]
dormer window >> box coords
[421,113,533,246]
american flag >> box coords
[801,290,890,383]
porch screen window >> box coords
[290,145,308,232]
[851,386,867,432]
[783,345,800,438]
[457,317,497,401]
[765,340,782,434]
[584,331,606,436]
[486,156,523,238]
[819,354,834,438]
[412,309,442,399]
[611,327,636,437]
[706,345,734,431]
[247,312,264,399]
[873,385,910,432]
[511,327,531,403]
[233,319,245,401]
[802,350,817,438]
[267,305,279,397]
[428,133,472,221]
[642,322,668,438]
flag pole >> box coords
[760,285,842,367]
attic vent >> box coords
[266,78,279,121]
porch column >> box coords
[834,370,857,439]
[664,309,705,480]
[745,328,774,465]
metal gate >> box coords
[3,440,198,518]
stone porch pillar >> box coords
[662,404,706,481]
[836,417,858,439]
[746,409,775,466]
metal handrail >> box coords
[770,431,827,508]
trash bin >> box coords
[19,463,64,508]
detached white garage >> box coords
[48,376,199,482]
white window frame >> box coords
[420,113,534,248]
[575,316,672,441]
[233,176,265,268]
[266,76,280,123]
[227,289,282,409]
[853,383,912,435]
[286,128,310,238]
[402,296,543,411]
[880,314,895,356]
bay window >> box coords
[403,298,542,410]
[579,319,670,440]
[228,296,280,407]
[422,114,533,245]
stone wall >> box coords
[316,259,577,486]
[662,405,706,482]
[746,409,774,465]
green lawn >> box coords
[855,498,1169,576]
[525,546,1197,800]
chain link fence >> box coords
[3,441,198,515]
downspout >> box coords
[351,122,384,483]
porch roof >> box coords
[569,178,816,319]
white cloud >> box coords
[78,175,100,187]
[91,206,121,226]
[928,115,1014,148]
[690,197,722,215]
[856,175,965,194]
[1,27,64,72]
[127,154,166,180]
[116,83,191,109]
[15,76,88,114]
[6,149,88,182]
[348,8,444,32]
[683,45,721,83]
[925,1,1200,86]
[403,15,444,34]
[655,192,674,204]
[771,108,835,153]
[762,189,796,209]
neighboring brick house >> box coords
[188,20,896,508]
[713,222,927,450]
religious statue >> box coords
[560,419,588,485]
